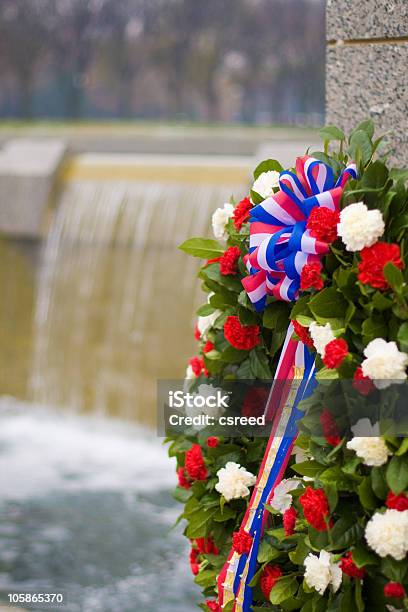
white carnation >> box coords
[361,338,408,389]
[197,311,220,339]
[185,364,195,380]
[252,170,280,199]
[212,202,234,240]
[337,202,385,251]
[270,478,301,512]
[365,509,408,560]
[347,418,390,467]
[215,461,256,502]
[185,384,226,431]
[309,322,335,357]
[347,437,390,467]
[304,550,342,596]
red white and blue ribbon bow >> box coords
[242,156,357,309]
[216,157,358,611]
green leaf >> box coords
[348,130,373,165]
[383,262,404,290]
[372,291,393,311]
[361,160,388,189]
[270,576,298,605]
[289,540,310,565]
[351,546,377,569]
[185,506,219,538]
[263,302,290,331]
[353,119,375,139]
[253,158,283,180]
[330,515,363,548]
[258,540,281,563]
[357,477,378,510]
[194,568,218,588]
[250,189,264,205]
[291,460,325,478]
[354,580,364,612]
[315,367,339,381]
[249,348,272,379]
[179,237,224,259]
[197,304,215,316]
[319,125,345,141]
[397,322,408,352]
[381,557,408,583]
[362,315,387,345]
[236,359,254,379]
[396,437,408,456]
[309,288,348,322]
[386,455,408,494]
[371,466,388,499]
[220,345,249,363]
[390,168,408,183]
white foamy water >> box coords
[0,398,198,612]
[0,397,175,501]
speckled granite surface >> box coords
[326,43,408,165]
[327,0,408,40]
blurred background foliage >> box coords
[0,0,325,125]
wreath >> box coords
[166,120,408,612]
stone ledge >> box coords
[327,0,408,41]
[326,43,408,166]
[0,139,66,237]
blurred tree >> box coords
[0,0,52,118]
[0,0,326,124]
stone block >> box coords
[326,43,408,166]
[0,139,66,237]
[327,0,408,40]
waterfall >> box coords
[29,154,249,424]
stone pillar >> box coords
[326,1,408,165]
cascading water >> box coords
[29,155,248,424]
[0,153,249,611]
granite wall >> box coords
[326,0,408,165]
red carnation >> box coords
[386,491,408,512]
[185,444,208,481]
[358,242,403,291]
[320,408,341,447]
[384,582,405,599]
[353,366,375,396]
[195,537,219,555]
[283,507,297,536]
[307,207,340,243]
[203,341,214,354]
[219,246,241,276]
[177,467,191,490]
[206,436,219,448]
[260,565,283,600]
[189,356,208,377]
[190,546,200,575]
[224,316,260,351]
[300,262,324,291]
[194,324,201,341]
[299,487,331,532]
[233,196,252,230]
[339,552,365,579]
[206,600,221,612]
[292,320,314,348]
[232,529,253,555]
[323,338,349,369]
[241,386,269,418]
